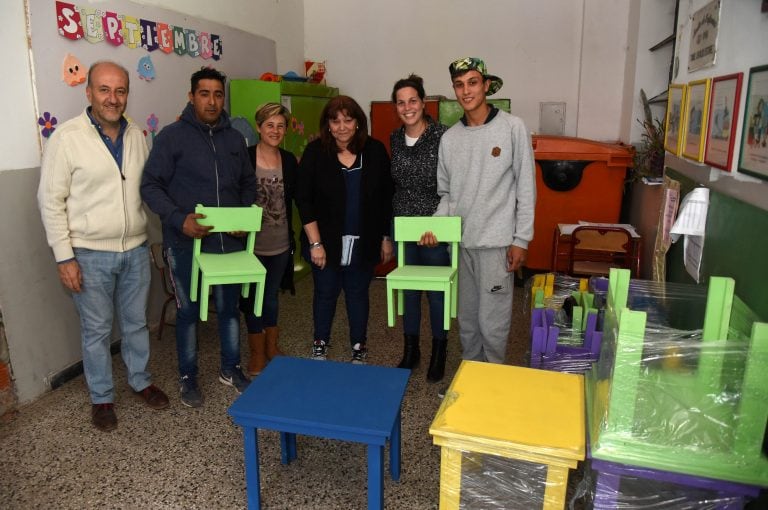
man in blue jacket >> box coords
[141,67,256,407]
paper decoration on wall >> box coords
[62,53,87,86]
[123,16,141,49]
[81,7,104,44]
[305,61,326,84]
[38,112,58,138]
[291,117,305,136]
[137,55,156,81]
[56,1,83,40]
[55,1,222,60]
[102,11,123,46]
[155,23,173,54]
[146,113,159,142]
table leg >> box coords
[389,409,401,481]
[243,427,261,510]
[542,464,568,509]
[367,443,384,510]
[439,447,462,510]
[280,432,297,464]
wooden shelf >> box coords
[649,34,675,52]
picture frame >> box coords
[664,84,687,155]
[704,72,743,170]
[738,64,768,180]
[682,78,711,161]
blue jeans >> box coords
[166,246,242,379]
[310,261,374,347]
[239,250,291,333]
[72,244,152,404]
[402,242,450,340]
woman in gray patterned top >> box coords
[390,74,450,382]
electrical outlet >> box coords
[539,102,566,135]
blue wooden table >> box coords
[228,356,410,509]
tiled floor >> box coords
[0,275,533,509]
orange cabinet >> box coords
[528,136,633,271]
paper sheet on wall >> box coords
[670,187,710,282]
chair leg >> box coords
[199,282,210,321]
[158,296,174,341]
[386,282,395,328]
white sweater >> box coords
[435,109,536,250]
[38,110,149,261]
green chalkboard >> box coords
[666,169,768,321]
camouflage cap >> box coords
[448,57,503,96]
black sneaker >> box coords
[312,340,328,360]
[351,343,368,364]
[219,365,251,394]
[180,375,203,408]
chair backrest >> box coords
[571,226,631,254]
[569,226,636,276]
[193,204,263,255]
[393,216,461,268]
[149,242,173,295]
[394,216,461,243]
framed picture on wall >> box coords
[682,78,712,161]
[704,73,742,170]
[738,64,768,180]
[664,84,687,155]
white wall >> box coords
[627,0,677,143]
[305,0,638,142]
[0,2,41,172]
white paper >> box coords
[670,187,709,242]
[684,235,705,283]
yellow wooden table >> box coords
[429,361,585,509]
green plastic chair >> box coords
[386,216,461,331]
[190,204,266,322]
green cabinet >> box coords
[229,79,339,281]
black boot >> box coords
[427,337,447,383]
[397,334,420,369]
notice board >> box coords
[28,0,276,150]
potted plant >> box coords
[631,89,666,182]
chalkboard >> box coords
[666,169,768,321]
[28,0,276,151]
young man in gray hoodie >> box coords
[426,57,536,365]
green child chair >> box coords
[190,204,266,322]
[386,216,462,331]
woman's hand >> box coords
[310,244,326,269]
[381,238,393,264]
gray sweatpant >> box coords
[457,247,514,363]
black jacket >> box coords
[296,137,393,268]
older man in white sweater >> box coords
[425,57,536,365]
[38,61,168,431]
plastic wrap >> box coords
[528,273,607,373]
[525,272,589,311]
[580,459,760,509]
[430,361,584,510]
[439,450,563,509]
[586,269,768,488]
